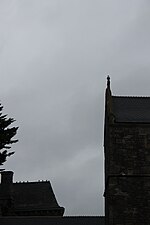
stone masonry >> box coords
[104,77,150,225]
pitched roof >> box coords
[0,180,64,216]
[0,216,105,225]
[112,96,150,123]
[12,181,60,211]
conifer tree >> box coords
[0,103,18,166]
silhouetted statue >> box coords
[0,103,18,166]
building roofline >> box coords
[112,95,150,98]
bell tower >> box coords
[104,77,150,225]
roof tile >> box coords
[112,96,150,122]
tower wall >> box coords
[107,176,150,225]
[105,123,150,225]
[108,124,150,175]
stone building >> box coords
[104,76,150,225]
[0,171,104,225]
[0,171,64,217]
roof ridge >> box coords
[64,216,104,218]
[14,180,50,184]
[112,95,150,98]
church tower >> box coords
[104,77,150,225]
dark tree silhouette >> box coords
[0,103,18,166]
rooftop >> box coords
[0,216,105,225]
[0,171,64,216]
[112,96,150,123]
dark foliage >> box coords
[0,104,18,166]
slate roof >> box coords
[12,181,60,211]
[0,180,64,216]
[112,96,150,123]
[0,216,105,225]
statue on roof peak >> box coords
[107,75,110,89]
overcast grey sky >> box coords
[0,0,150,216]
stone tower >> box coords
[104,77,150,225]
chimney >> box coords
[1,171,14,184]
